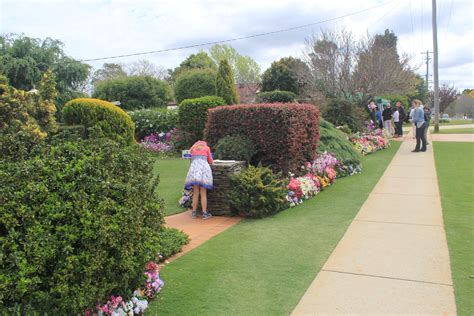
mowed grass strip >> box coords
[148,142,401,315]
[153,158,190,216]
[434,142,474,316]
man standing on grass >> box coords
[411,99,427,152]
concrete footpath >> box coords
[292,138,457,315]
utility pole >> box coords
[421,51,433,89]
[432,0,440,132]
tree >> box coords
[305,28,417,104]
[209,44,261,84]
[125,59,167,79]
[445,94,473,118]
[92,76,172,110]
[428,84,458,113]
[174,69,216,103]
[169,52,216,83]
[407,75,429,104]
[216,59,239,104]
[261,57,311,95]
[0,34,90,105]
[91,63,126,85]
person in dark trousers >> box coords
[411,99,427,152]
[395,101,406,137]
[424,106,432,146]
[376,107,383,129]
[382,104,393,137]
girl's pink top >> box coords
[191,146,214,164]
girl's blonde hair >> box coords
[412,99,422,106]
[191,140,208,151]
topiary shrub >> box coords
[178,95,226,142]
[215,135,256,162]
[205,103,320,174]
[0,137,165,314]
[129,108,178,140]
[318,118,361,166]
[216,59,239,104]
[256,90,296,103]
[92,75,173,110]
[323,98,364,132]
[62,98,135,145]
[229,165,288,218]
[174,69,217,103]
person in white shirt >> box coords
[393,108,400,137]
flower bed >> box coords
[350,129,390,155]
[139,129,176,154]
[287,152,362,207]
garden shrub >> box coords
[256,90,296,103]
[323,98,364,132]
[205,103,320,174]
[216,59,239,105]
[62,98,135,145]
[0,73,58,159]
[92,75,173,110]
[318,119,361,165]
[174,69,217,103]
[158,228,190,259]
[0,137,165,314]
[215,135,256,162]
[229,165,288,218]
[178,96,226,142]
[129,108,178,140]
[170,128,198,151]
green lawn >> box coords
[439,119,473,126]
[434,142,474,316]
[432,128,474,134]
[153,158,190,216]
[147,142,401,315]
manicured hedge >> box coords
[62,98,135,145]
[256,90,296,103]
[0,137,164,314]
[205,103,320,173]
[178,96,226,142]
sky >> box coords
[1,0,473,90]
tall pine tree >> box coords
[216,60,239,104]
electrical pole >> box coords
[421,51,433,89]
[432,0,440,132]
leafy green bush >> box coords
[129,108,178,139]
[216,59,239,104]
[174,69,217,103]
[62,98,135,145]
[0,137,165,314]
[92,75,173,110]
[229,165,288,218]
[256,90,296,103]
[215,135,256,162]
[158,228,190,258]
[0,73,59,159]
[323,98,364,132]
[178,95,226,142]
[318,119,361,165]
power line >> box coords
[444,0,454,41]
[73,0,395,64]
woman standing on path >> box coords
[409,105,416,139]
[411,99,427,152]
[424,106,432,146]
[185,140,214,219]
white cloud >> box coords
[1,0,472,89]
